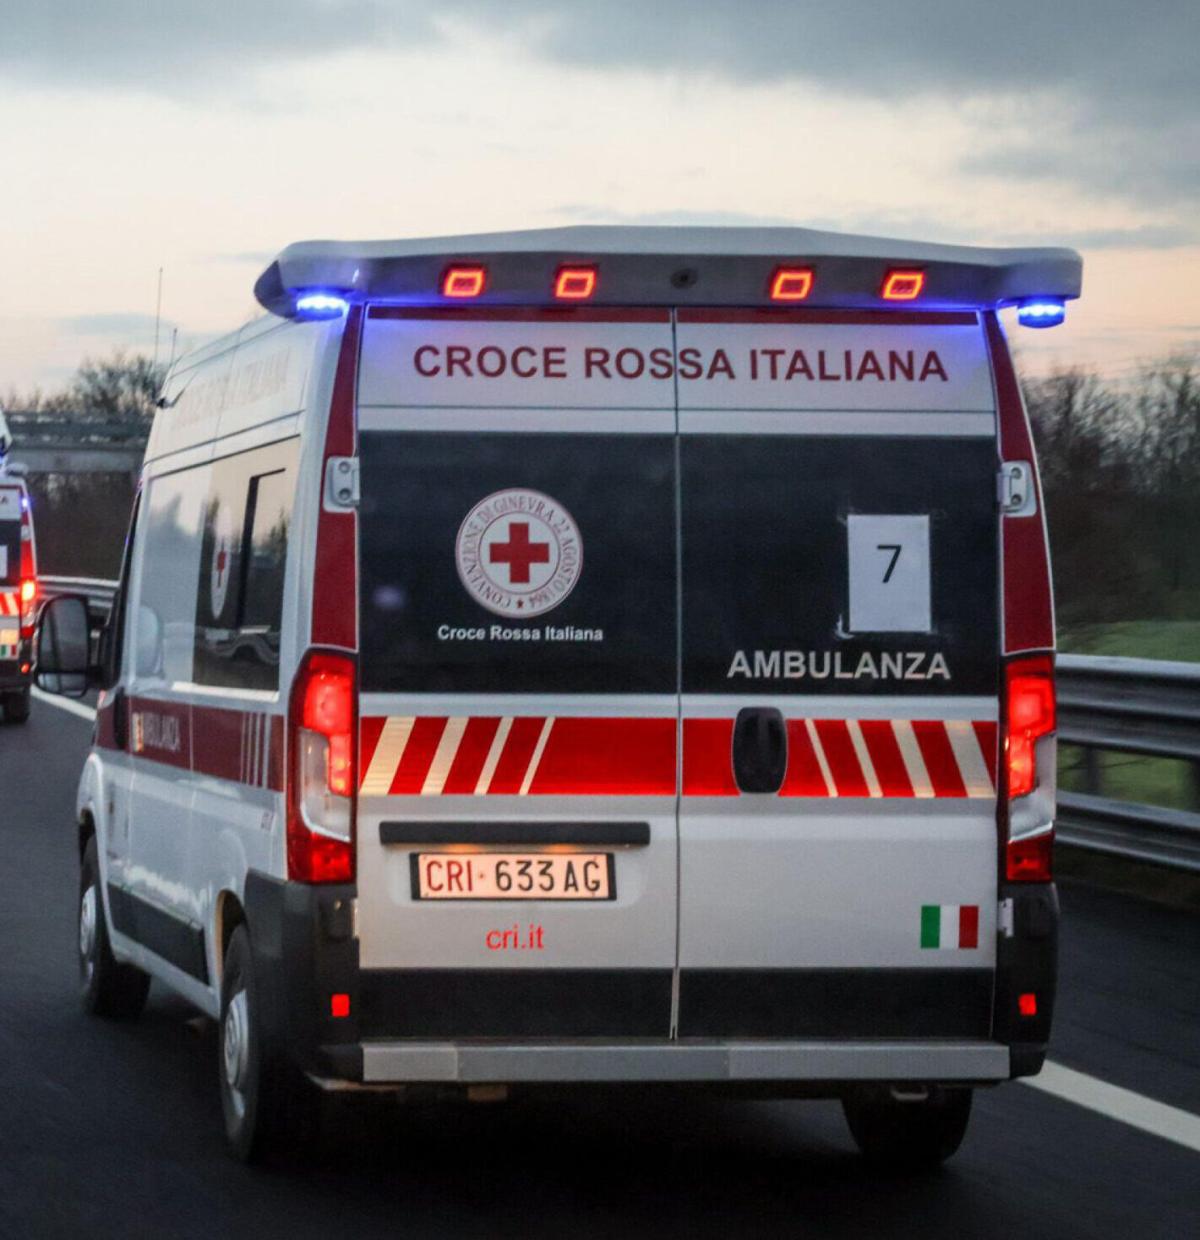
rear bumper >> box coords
[357,1039,1010,1085]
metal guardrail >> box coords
[25,590,1200,871]
[1057,654,1200,872]
[39,576,117,627]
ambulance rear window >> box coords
[358,431,676,694]
[0,487,20,583]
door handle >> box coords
[732,706,788,794]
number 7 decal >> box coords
[847,515,931,632]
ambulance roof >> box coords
[254,224,1081,318]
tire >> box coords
[79,837,150,1019]
[3,688,30,724]
[219,924,320,1163]
[842,1086,972,1172]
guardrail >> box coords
[39,576,117,627]
[25,590,1200,871]
[1056,654,1200,872]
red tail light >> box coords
[882,269,925,301]
[287,649,356,883]
[769,267,814,301]
[1002,654,1056,881]
[19,504,36,637]
[1005,656,1055,799]
[442,266,486,298]
[554,267,597,300]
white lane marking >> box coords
[474,717,512,795]
[360,716,414,795]
[1024,1061,1200,1153]
[803,719,835,796]
[946,718,994,797]
[421,716,468,796]
[893,719,934,798]
[31,688,96,722]
[518,717,555,796]
[846,720,881,798]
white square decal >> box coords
[847,514,931,633]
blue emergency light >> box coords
[294,291,350,320]
[1017,298,1067,328]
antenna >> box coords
[153,266,164,368]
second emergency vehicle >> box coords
[0,432,38,722]
[36,225,1077,1166]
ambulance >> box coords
[0,432,38,723]
[35,226,1077,1166]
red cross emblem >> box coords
[488,521,551,584]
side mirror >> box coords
[35,595,92,698]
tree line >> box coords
[3,349,1198,637]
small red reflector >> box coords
[554,267,596,300]
[443,266,486,298]
[330,993,351,1019]
[20,663,30,675]
[1018,992,1038,1017]
[882,270,925,301]
[769,268,814,301]
[1007,831,1054,882]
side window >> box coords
[193,439,299,692]
[130,467,209,685]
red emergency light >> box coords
[554,267,597,300]
[882,270,925,301]
[769,268,814,302]
[442,266,486,298]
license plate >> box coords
[412,852,615,901]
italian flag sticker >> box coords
[920,904,979,950]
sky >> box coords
[2,0,1198,395]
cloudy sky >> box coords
[3,0,1197,393]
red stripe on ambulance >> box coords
[359,715,997,798]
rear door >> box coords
[0,485,21,660]
[354,307,679,1039]
[674,309,1002,1040]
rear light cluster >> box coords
[18,503,36,638]
[426,265,933,304]
[1002,655,1056,882]
[287,649,356,884]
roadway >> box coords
[1,695,1197,1239]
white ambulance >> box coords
[0,449,38,722]
[36,226,1076,1166]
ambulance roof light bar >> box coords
[255,226,1082,317]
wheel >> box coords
[842,1086,972,1171]
[79,837,150,1018]
[3,688,30,723]
[219,924,320,1163]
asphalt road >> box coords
[1,696,1197,1240]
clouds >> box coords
[4,0,1194,216]
[0,1,433,91]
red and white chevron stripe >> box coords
[0,592,19,617]
[359,715,998,799]
[683,717,998,798]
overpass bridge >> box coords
[2,411,146,479]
